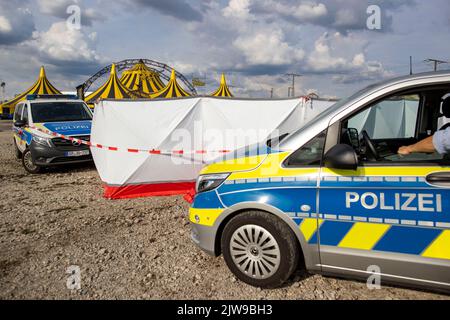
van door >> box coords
[13,103,26,152]
[318,91,450,290]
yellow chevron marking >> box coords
[189,208,224,227]
[300,218,324,242]
[338,222,390,250]
[422,230,450,260]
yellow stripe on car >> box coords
[189,208,224,227]
[300,218,324,242]
[322,167,450,177]
[338,222,391,250]
[422,230,450,260]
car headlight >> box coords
[196,173,230,193]
[32,136,52,147]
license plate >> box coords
[65,150,90,157]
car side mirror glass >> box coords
[14,119,26,127]
[324,144,358,170]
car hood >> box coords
[200,142,282,175]
[37,121,92,136]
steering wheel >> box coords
[361,130,380,160]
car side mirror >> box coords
[324,144,358,170]
[14,119,26,127]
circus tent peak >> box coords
[150,69,191,99]
[0,66,61,114]
[120,60,165,96]
[211,73,233,97]
[85,63,135,105]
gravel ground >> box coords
[0,120,448,300]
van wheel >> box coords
[221,211,299,288]
[13,140,22,160]
[22,149,41,174]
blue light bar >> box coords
[27,94,79,100]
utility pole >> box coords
[0,82,5,102]
[270,88,273,98]
[424,58,448,71]
[286,73,302,97]
[409,56,413,75]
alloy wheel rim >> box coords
[229,224,281,279]
[24,152,37,171]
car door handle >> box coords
[426,172,450,187]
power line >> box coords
[424,58,448,71]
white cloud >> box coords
[32,21,100,63]
[234,27,305,65]
[294,2,328,20]
[305,32,391,83]
[0,16,12,33]
[271,1,328,22]
[223,0,252,19]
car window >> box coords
[14,104,23,121]
[342,91,450,165]
[31,102,92,123]
[285,130,327,167]
[22,105,29,124]
[348,94,420,139]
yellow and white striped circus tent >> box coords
[0,66,61,116]
[150,69,191,99]
[85,64,134,106]
[120,60,165,96]
[211,73,233,97]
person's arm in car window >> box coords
[398,127,450,155]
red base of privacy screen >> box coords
[103,181,196,203]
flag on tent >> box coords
[120,60,165,96]
[211,73,233,97]
[150,70,191,99]
[85,64,135,106]
[0,66,61,116]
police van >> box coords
[13,95,93,173]
[190,71,450,291]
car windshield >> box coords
[31,102,92,123]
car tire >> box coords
[22,149,42,174]
[13,139,22,160]
[221,211,299,288]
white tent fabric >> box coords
[90,97,334,199]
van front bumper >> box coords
[30,141,93,166]
[190,222,219,256]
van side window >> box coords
[14,104,23,121]
[341,88,450,164]
[22,105,29,124]
[285,131,327,167]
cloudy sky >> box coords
[0,0,449,100]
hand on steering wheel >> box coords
[361,130,380,160]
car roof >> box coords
[28,99,85,103]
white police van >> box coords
[190,71,450,291]
[13,95,93,173]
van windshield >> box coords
[31,102,92,123]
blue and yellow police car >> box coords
[190,71,450,291]
[13,94,93,173]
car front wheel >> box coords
[22,149,42,174]
[221,211,300,288]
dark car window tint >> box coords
[285,131,327,167]
[31,102,92,123]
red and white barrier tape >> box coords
[29,126,231,155]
